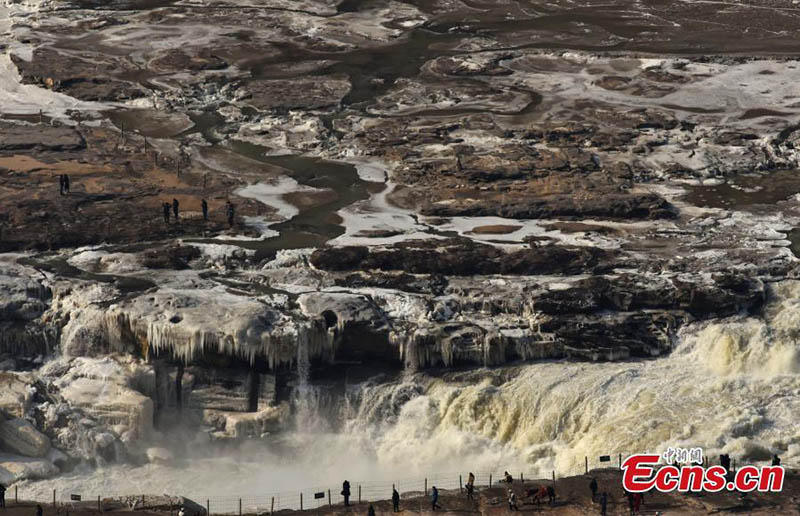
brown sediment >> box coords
[740,108,793,120]
[468,224,522,234]
[283,188,339,210]
[542,222,620,234]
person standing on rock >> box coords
[163,202,171,224]
[430,486,440,511]
[599,492,607,516]
[201,199,208,221]
[392,488,400,512]
[590,477,598,502]
[172,198,179,220]
[341,480,351,507]
[226,200,235,227]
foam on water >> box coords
[19,282,800,500]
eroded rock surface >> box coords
[3,0,800,484]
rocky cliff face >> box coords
[3,0,800,489]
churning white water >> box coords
[18,282,800,501]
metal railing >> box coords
[6,452,775,514]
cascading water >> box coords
[290,333,332,434]
[18,282,800,501]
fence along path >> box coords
[15,452,742,514]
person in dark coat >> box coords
[172,198,179,220]
[546,485,555,505]
[392,488,400,512]
[590,477,598,502]
[772,454,781,466]
[0,483,5,508]
[36,504,43,516]
[367,505,375,516]
[201,199,208,221]
[341,480,351,507]
[431,486,440,511]
[59,175,65,195]
[226,201,235,227]
[632,492,643,514]
[600,492,607,516]
[63,174,70,194]
[163,202,171,223]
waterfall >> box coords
[291,332,330,433]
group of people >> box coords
[162,199,180,223]
[472,471,558,511]
[589,476,641,516]
[161,199,236,227]
[358,473,559,514]
[54,168,239,230]
[524,485,556,506]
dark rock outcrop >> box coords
[311,239,615,276]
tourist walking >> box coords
[36,504,43,516]
[172,198,179,220]
[201,199,208,221]
[590,477,598,501]
[431,486,440,511]
[392,488,400,512]
[59,174,65,195]
[465,471,475,500]
[508,488,518,511]
[63,174,70,194]
[600,492,607,516]
[367,504,375,516]
[163,202,171,223]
